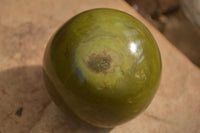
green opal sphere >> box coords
[43,8,162,128]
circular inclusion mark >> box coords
[87,52,112,74]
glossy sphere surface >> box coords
[43,8,162,128]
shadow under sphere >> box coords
[0,65,112,133]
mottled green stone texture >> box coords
[43,8,162,128]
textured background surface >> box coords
[0,0,200,132]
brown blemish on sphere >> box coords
[87,52,112,74]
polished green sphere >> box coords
[43,8,162,128]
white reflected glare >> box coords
[130,42,137,54]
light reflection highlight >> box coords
[129,42,137,54]
[129,41,143,57]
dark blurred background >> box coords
[125,0,200,67]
